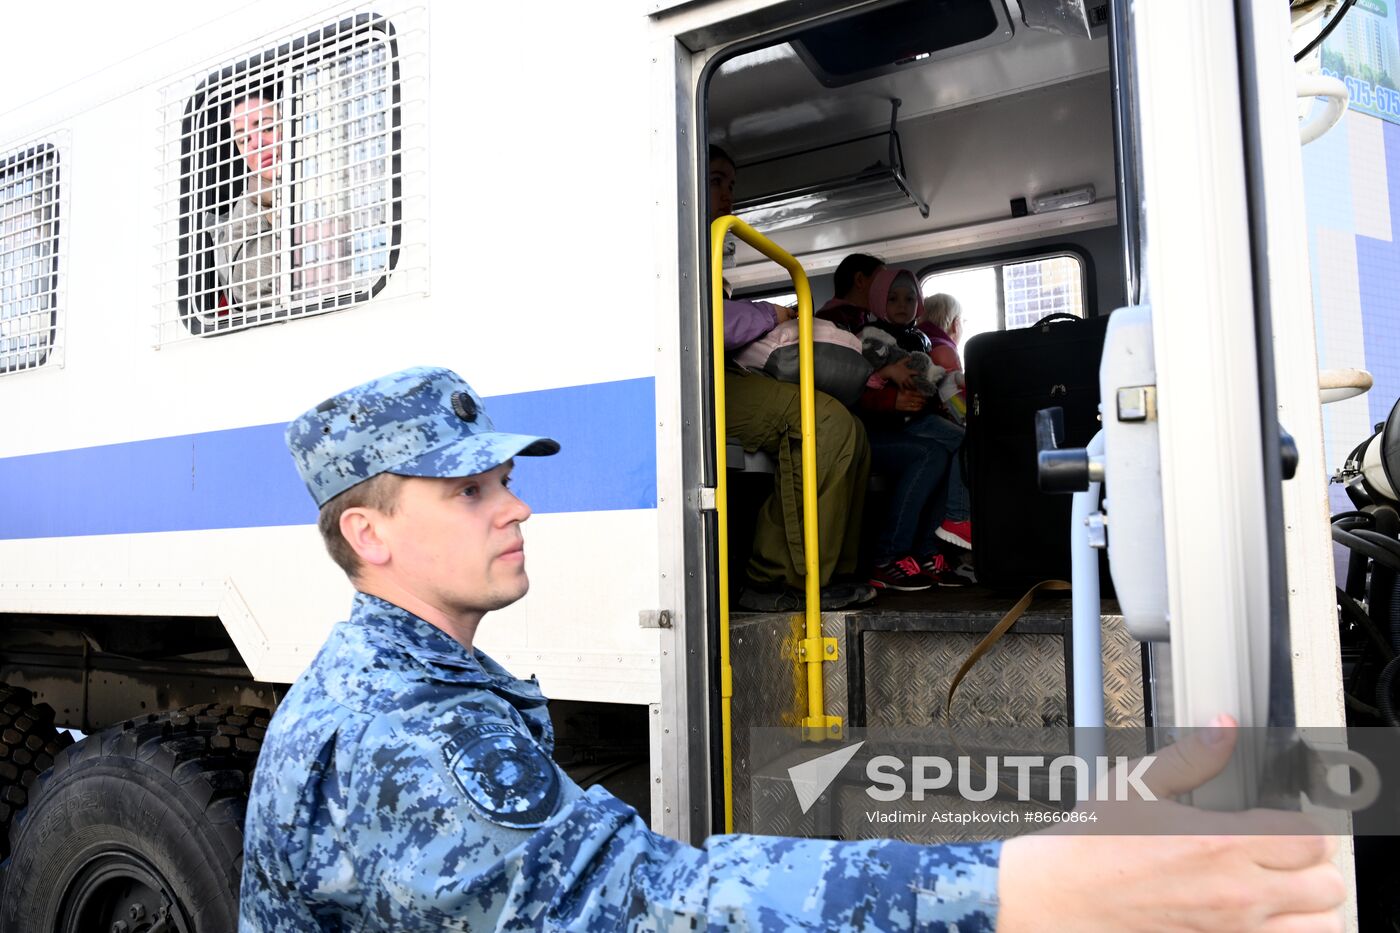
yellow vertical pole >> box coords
[708,222,736,834]
[710,217,835,835]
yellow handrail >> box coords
[711,216,834,835]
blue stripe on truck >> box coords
[0,378,657,540]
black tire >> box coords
[0,704,269,933]
[0,684,73,861]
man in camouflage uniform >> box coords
[238,364,1001,930]
[240,365,1346,931]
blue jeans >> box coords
[866,427,952,563]
[905,413,970,522]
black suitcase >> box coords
[963,312,1112,590]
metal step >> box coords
[728,589,1146,835]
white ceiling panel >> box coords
[708,5,1109,162]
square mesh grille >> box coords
[156,7,424,342]
[0,142,62,374]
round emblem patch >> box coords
[443,723,560,828]
[450,391,479,423]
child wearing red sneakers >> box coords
[822,258,970,590]
[873,274,972,582]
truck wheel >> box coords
[0,683,74,860]
[0,704,269,933]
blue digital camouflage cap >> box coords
[285,366,560,507]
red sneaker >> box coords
[934,519,972,550]
[920,552,969,587]
[868,556,935,592]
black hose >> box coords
[1376,657,1400,727]
[1338,587,1395,660]
[1295,0,1358,62]
[1344,545,1370,599]
[1333,527,1400,573]
[1356,529,1400,658]
[1347,693,1381,718]
[1336,513,1373,596]
[1393,573,1400,659]
[1335,517,1378,588]
[1367,509,1400,653]
[1353,528,1400,562]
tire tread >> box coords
[1,701,270,928]
[0,684,73,860]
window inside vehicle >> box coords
[0,143,60,374]
[160,13,400,340]
[920,252,1086,344]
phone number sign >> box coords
[1320,0,1400,125]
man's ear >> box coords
[341,507,392,569]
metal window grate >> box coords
[156,7,424,343]
[921,252,1084,342]
[0,142,63,374]
[1002,255,1084,329]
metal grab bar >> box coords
[1298,74,1348,145]
[710,217,833,834]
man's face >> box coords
[709,158,736,221]
[376,463,533,615]
[230,96,281,190]
[850,267,884,309]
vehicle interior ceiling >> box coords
[705,0,1128,613]
[707,0,1124,318]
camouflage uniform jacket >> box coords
[239,593,1002,930]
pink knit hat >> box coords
[867,267,923,322]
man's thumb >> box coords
[1135,713,1238,799]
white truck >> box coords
[0,0,1378,928]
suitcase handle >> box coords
[1035,312,1082,328]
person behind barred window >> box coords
[212,90,282,313]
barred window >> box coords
[0,143,62,374]
[1001,255,1085,329]
[157,12,404,341]
[920,251,1086,344]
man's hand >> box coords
[773,303,797,324]
[996,715,1347,932]
[893,389,927,413]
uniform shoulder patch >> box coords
[441,721,561,828]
